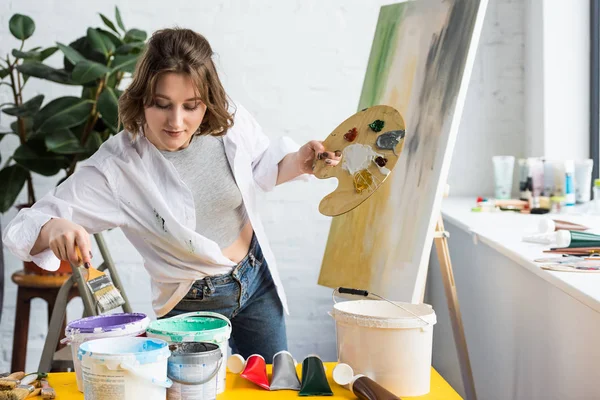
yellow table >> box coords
[46,363,461,399]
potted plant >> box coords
[0,9,147,274]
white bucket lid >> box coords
[332,300,436,329]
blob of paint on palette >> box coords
[313,105,406,217]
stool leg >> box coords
[46,293,67,352]
[11,287,31,372]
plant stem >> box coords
[66,77,106,176]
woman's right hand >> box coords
[42,218,92,266]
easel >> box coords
[431,187,477,400]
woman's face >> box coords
[143,72,207,151]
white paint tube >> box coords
[574,159,594,203]
[564,160,576,206]
[518,159,528,200]
[492,156,514,200]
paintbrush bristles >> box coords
[0,372,25,391]
[0,385,38,400]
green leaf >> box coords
[16,62,74,85]
[40,47,58,61]
[71,60,110,84]
[87,28,114,57]
[97,28,122,49]
[2,94,44,117]
[10,118,34,138]
[0,68,9,79]
[124,29,147,43]
[63,36,106,72]
[111,53,139,74]
[115,42,145,55]
[84,131,103,154]
[34,97,94,133]
[9,14,35,40]
[97,87,118,133]
[12,49,42,60]
[56,42,85,65]
[0,165,29,213]
[45,129,85,154]
[99,13,119,34]
[13,144,66,176]
[115,6,125,32]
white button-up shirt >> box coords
[3,102,302,317]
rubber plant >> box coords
[0,9,146,273]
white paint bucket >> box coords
[331,300,437,397]
[167,342,222,400]
[63,313,150,392]
[146,312,231,394]
[78,337,171,400]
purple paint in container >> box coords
[63,313,150,392]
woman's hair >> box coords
[118,28,234,137]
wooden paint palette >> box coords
[314,105,405,216]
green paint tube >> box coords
[299,355,333,396]
[555,230,600,248]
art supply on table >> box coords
[593,179,600,214]
[330,287,436,397]
[226,354,246,374]
[39,379,55,399]
[299,355,333,396]
[0,384,40,400]
[522,231,560,245]
[539,262,600,272]
[553,230,600,249]
[146,312,231,394]
[538,218,589,233]
[564,160,576,206]
[518,158,529,201]
[63,313,150,392]
[313,105,405,216]
[575,159,594,203]
[0,372,25,390]
[350,375,401,400]
[543,247,600,255]
[239,354,269,390]
[533,256,586,264]
[75,246,125,314]
[332,363,355,386]
[492,156,515,200]
[78,337,172,400]
[167,342,222,400]
[270,350,301,391]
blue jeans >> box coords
[161,234,288,362]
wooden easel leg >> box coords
[434,215,477,400]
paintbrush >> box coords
[75,246,125,313]
[0,372,24,390]
[39,379,55,399]
[0,385,40,400]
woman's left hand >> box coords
[296,140,341,175]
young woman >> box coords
[3,28,340,361]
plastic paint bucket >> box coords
[331,300,437,397]
[64,313,150,392]
[78,337,171,400]
[146,312,231,394]
[167,342,222,400]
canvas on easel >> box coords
[318,0,488,305]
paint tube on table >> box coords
[350,375,401,400]
[270,350,301,391]
[564,160,576,206]
[575,159,594,203]
[226,354,246,374]
[299,355,333,396]
[332,363,355,388]
[239,354,270,390]
[518,159,529,201]
[492,156,514,200]
[555,230,600,249]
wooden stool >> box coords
[11,271,79,372]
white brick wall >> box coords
[0,0,524,373]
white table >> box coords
[427,197,600,400]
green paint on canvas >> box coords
[358,4,405,110]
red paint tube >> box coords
[240,354,270,390]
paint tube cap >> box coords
[538,218,555,234]
[332,363,354,385]
[227,354,246,374]
[555,230,572,248]
[595,179,600,187]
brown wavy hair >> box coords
[118,28,234,137]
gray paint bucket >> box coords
[167,342,223,400]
